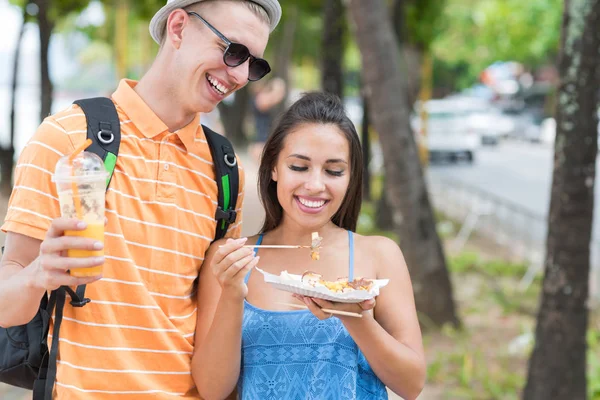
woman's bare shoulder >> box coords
[353,233,406,277]
[353,232,401,255]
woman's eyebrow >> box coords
[287,154,310,161]
[287,154,347,164]
[326,159,348,164]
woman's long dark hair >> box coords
[258,91,363,233]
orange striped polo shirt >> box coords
[1,79,245,399]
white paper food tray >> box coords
[256,268,390,303]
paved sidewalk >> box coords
[0,384,29,399]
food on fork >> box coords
[310,232,323,261]
[235,231,323,260]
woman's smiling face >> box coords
[272,122,351,229]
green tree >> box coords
[523,1,600,398]
[432,0,563,89]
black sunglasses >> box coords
[187,12,271,82]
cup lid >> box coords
[53,151,108,183]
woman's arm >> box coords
[306,236,426,400]
[344,236,425,399]
[191,237,259,400]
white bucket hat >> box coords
[149,0,282,44]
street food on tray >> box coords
[258,268,389,303]
[300,271,375,294]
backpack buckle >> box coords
[64,286,91,307]
[98,122,115,144]
[70,298,91,308]
[215,207,237,224]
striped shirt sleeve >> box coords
[2,116,79,240]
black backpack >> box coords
[0,97,240,399]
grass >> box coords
[424,252,600,399]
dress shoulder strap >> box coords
[348,231,355,281]
[244,234,264,284]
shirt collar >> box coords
[111,79,201,152]
[175,113,201,151]
[112,79,168,138]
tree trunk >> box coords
[2,5,28,195]
[361,94,371,202]
[375,177,394,231]
[402,45,423,106]
[348,0,459,328]
[321,0,345,99]
[523,1,600,399]
[35,0,54,121]
[373,0,422,231]
[217,86,250,149]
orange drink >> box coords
[65,223,105,277]
[53,143,108,279]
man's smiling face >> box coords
[170,2,270,113]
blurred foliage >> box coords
[9,0,93,24]
[424,256,536,399]
[7,0,565,96]
[431,0,562,89]
[589,326,600,399]
[424,255,600,399]
[448,251,530,279]
[400,0,446,49]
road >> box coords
[427,140,600,242]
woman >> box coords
[193,92,425,400]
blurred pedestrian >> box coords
[249,76,286,161]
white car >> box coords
[412,99,481,163]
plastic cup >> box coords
[52,150,107,277]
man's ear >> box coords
[165,9,189,49]
[271,166,278,182]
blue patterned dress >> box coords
[237,231,388,400]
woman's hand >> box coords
[292,294,376,320]
[211,238,260,301]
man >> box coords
[0,0,280,398]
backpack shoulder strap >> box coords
[74,97,121,188]
[203,125,239,241]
